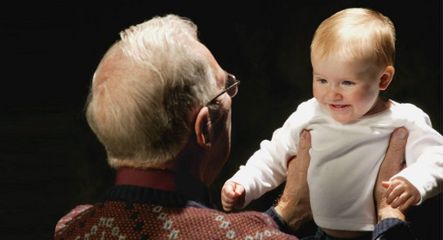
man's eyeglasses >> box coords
[206,73,240,105]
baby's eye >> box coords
[341,80,355,86]
[317,79,328,84]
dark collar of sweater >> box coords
[102,167,212,208]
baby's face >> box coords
[311,57,384,124]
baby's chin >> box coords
[330,114,360,124]
[320,104,361,124]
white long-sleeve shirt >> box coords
[229,98,443,231]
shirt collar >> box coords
[115,167,211,206]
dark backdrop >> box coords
[2,1,441,239]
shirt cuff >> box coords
[265,207,296,236]
[372,218,416,240]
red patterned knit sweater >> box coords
[54,168,298,240]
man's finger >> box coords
[377,127,408,183]
[294,130,311,171]
[383,127,408,171]
[298,130,312,151]
[275,129,313,230]
[374,127,409,216]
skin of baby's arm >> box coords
[221,181,245,212]
[383,176,420,211]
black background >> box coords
[2,1,441,239]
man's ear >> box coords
[194,106,212,148]
[379,66,395,90]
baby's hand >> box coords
[221,181,245,212]
[383,176,420,211]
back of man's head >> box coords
[85,14,217,169]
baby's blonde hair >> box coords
[311,8,396,70]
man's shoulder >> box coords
[54,204,95,239]
[54,204,93,234]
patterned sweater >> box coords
[54,168,298,240]
[55,168,415,240]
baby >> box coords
[222,7,443,239]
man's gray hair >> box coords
[86,14,217,168]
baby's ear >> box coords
[379,66,395,90]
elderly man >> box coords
[54,14,415,240]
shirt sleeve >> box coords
[265,207,297,236]
[228,100,315,207]
[372,218,417,240]
[391,105,443,204]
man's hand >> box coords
[275,130,312,231]
[374,127,409,221]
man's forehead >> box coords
[194,41,225,88]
